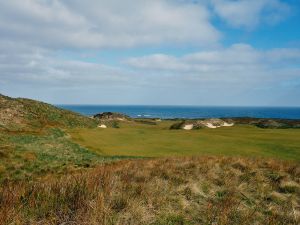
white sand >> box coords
[205,123,218,128]
[183,124,194,130]
[203,121,234,128]
[98,124,107,128]
[182,120,234,129]
[223,122,234,127]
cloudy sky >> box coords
[1,0,300,106]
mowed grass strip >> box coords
[68,121,300,161]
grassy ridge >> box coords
[69,121,300,161]
[0,94,97,131]
[1,156,299,224]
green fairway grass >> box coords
[69,121,300,161]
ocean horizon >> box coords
[57,105,300,120]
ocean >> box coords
[57,105,300,119]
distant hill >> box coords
[0,94,97,131]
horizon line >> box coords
[55,104,300,108]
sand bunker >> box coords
[223,122,234,127]
[183,124,194,130]
[177,119,235,130]
[205,123,218,128]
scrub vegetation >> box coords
[1,157,299,224]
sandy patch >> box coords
[223,122,234,127]
[205,123,218,129]
[183,124,194,130]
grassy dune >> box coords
[1,156,299,224]
[69,121,300,161]
[0,94,97,131]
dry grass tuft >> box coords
[0,156,299,224]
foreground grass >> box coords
[69,121,300,161]
[1,156,299,224]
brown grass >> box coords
[0,156,299,225]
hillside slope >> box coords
[0,94,102,180]
[0,94,97,131]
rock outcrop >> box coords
[93,112,130,121]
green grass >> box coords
[69,121,300,161]
[0,128,136,181]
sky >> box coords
[0,0,300,106]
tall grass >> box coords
[0,157,299,224]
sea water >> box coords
[57,105,300,119]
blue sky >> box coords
[0,0,300,106]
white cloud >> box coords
[124,44,300,89]
[125,44,300,70]
[211,0,290,28]
[121,44,300,105]
[0,0,220,49]
[0,41,138,90]
[0,1,298,105]
[1,42,300,105]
